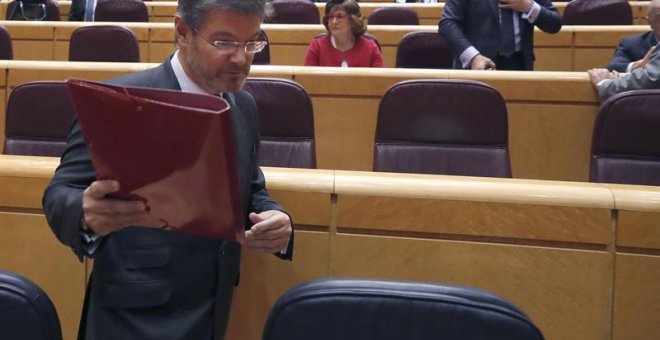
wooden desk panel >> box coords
[4,156,660,340]
[0,213,85,340]
[227,231,331,340]
[333,234,611,340]
[612,254,660,340]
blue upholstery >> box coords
[0,270,62,340]
[262,279,544,340]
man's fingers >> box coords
[85,180,120,199]
[243,238,288,253]
[85,198,146,215]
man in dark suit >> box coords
[42,1,292,339]
[439,0,561,70]
[605,0,660,72]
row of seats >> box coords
[0,23,452,68]
[265,0,636,26]
[6,0,148,22]
[0,269,544,340]
[3,0,639,25]
[4,78,660,186]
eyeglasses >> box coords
[193,28,267,55]
[325,14,348,22]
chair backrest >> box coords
[395,31,452,69]
[69,25,140,62]
[0,270,62,340]
[590,89,660,185]
[262,279,544,340]
[268,0,320,24]
[6,0,60,21]
[562,0,632,25]
[243,78,316,168]
[253,30,271,65]
[0,24,12,59]
[94,0,148,22]
[3,81,74,157]
[374,79,511,177]
[368,7,419,25]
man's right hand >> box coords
[470,54,497,70]
[632,45,656,70]
[82,180,165,236]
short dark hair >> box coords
[177,0,273,29]
[322,0,367,37]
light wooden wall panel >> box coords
[332,234,611,340]
[2,156,660,340]
[0,212,84,340]
[612,254,660,340]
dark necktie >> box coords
[500,9,515,57]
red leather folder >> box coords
[66,78,244,242]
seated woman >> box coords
[304,0,384,67]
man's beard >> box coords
[185,46,248,94]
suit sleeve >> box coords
[598,50,660,102]
[606,38,635,72]
[242,92,294,260]
[42,119,97,260]
[438,0,473,59]
[533,0,562,34]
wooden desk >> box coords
[0,62,601,182]
[2,155,658,340]
[0,21,651,70]
[3,1,646,26]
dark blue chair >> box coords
[0,270,62,340]
[262,278,544,340]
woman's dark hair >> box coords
[322,0,367,36]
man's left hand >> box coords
[588,68,618,88]
[243,210,292,254]
[499,0,533,13]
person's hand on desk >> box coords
[82,180,165,236]
[588,68,619,88]
[243,210,292,253]
[470,54,496,70]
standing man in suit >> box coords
[439,0,562,70]
[42,1,293,339]
[605,0,660,72]
[589,43,660,102]
[69,0,94,21]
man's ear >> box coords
[174,15,192,47]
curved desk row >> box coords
[1,155,657,340]
[0,20,650,70]
[0,1,650,26]
[0,61,600,182]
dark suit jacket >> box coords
[439,0,562,70]
[42,57,292,340]
[605,31,657,72]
